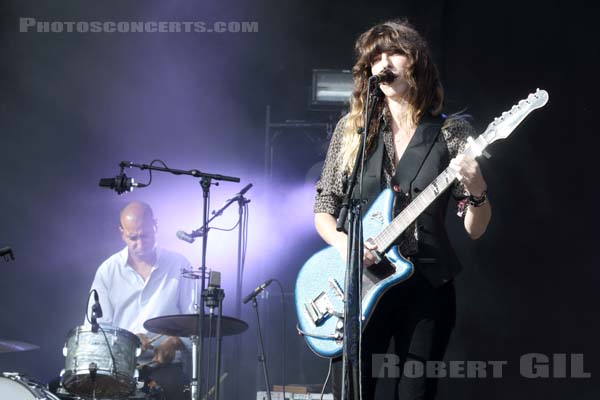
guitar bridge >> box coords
[304,291,334,326]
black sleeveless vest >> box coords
[354,114,462,287]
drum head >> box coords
[0,374,60,400]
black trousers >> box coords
[331,269,456,400]
[139,362,188,400]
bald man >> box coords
[88,201,193,399]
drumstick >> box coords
[147,334,164,345]
[137,334,168,368]
[137,360,158,368]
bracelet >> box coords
[467,191,488,207]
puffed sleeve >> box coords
[442,116,477,203]
[314,115,349,216]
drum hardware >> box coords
[144,284,248,400]
[61,324,141,399]
[89,362,97,399]
[144,272,249,400]
[143,314,248,338]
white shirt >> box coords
[88,246,196,359]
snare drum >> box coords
[61,324,141,399]
[0,373,61,399]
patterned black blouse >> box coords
[314,109,475,255]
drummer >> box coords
[88,201,193,400]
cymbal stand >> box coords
[204,272,225,400]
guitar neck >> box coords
[373,166,458,251]
[370,89,549,253]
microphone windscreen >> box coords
[98,178,115,188]
[208,271,221,288]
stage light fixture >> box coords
[311,69,352,107]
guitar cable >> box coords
[320,358,333,400]
[295,324,341,340]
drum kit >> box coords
[0,312,248,399]
[2,165,257,399]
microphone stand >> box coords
[234,195,249,400]
[252,297,272,400]
[196,176,211,400]
[336,82,382,400]
[182,188,250,400]
[119,161,240,400]
[183,191,251,241]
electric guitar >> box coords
[294,89,549,358]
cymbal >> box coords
[0,339,39,354]
[144,314,248,338]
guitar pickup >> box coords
[304,292,334,326]
[328,278,344,300]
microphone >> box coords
[92,290,103,319]
[369,69,396,84]
[91,290,103,333]
[229,183,253,200]
[176,227,207,244]
[98,172,146,195]
[242,279,273,304]
[205,271,222,314]
[176,230,194,244]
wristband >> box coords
[467,191,487,207]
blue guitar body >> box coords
[294,188,413,358]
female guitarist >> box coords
[313,19,492,399]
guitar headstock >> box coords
[480,89,549,145]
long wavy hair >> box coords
[340,19,444,173]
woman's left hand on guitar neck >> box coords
[449,154,491,239]
[449,154,487,196]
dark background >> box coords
[1,0,598,399]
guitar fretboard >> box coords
[369,89,549,254]
[373,166,458,251]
